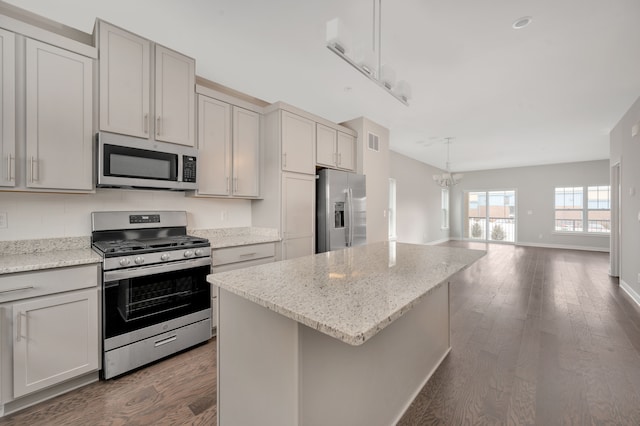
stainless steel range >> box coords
[91,211,211,379]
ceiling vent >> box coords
[368,132,379,152]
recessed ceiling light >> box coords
[512,16,533,29]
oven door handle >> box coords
[104,257,211,281]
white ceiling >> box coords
[8,0,640,172]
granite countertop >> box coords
[189,227,280,249]
[208,241,485,346]
[0,237,101,275]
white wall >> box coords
[389,151,449,244]
[0,190,252,240]
[450,160,610,251]
[610,95,640,305]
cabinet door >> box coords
[0,29,15,187]
[316,123,336,168]
[12,289,98,398]
[233,107,260,197]
[155,45,195,146]
[282,172,315,240]
[197,95,231,196]
[282,237,314,260]
[336,131,356,171]
[281,111,315,174]
[25,39,93,191]
[98,21,150,138]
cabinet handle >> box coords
[6,154,13,181]
[333,152,338,165]
[16,311,27,342]
[239,252,258,257]
[144,114,149,134]
[157,116,161,136]
[30,156,38,182]
[283,153,287,168]
[0,285,34,294]
[154,335,177,347]
[338,152,342,166]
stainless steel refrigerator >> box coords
[316,169,367,253]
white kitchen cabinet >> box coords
[210,242,277,331]
[316,123,356,172]
[282,172,315,258]
[98,21,195,147]
[0,264,99,414]
[281,110,315,175]
[12,289,98,398]
[0,28,15,188]
[195,94,260,198]
[25,39,93,191]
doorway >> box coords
[464,190,516,243]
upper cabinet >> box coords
[194,93,260,198]
[316,123,356,172]
[25,39,93,191]
[281,110,315,175]
[0,28,15,188]
[0,25,95,193]
[98,21,195,147]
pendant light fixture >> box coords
[326,0,411,105]
[433,138,463,188]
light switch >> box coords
[527,210,533,215]
[0,212,7,228]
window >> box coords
[554,186,610,233]
[441,189,449,229]
[388,178,396,240]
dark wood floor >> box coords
[2,243,640,425]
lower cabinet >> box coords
[210,242,277,332]
[12,289,98,398]
[0,264,99,415]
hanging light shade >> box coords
[433,138,463,188]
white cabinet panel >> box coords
[98,21,150,138]
[233,107,260,197]
[281,111,314,175]
[336,131,356,171]
[282,172,315,240]
[0,29,15,188]
[316,123,336,168]
[155,45,195,146]
[12,289,99,398]
[282,236,314,260]
[25,39,93,191]
[197,95,231,196]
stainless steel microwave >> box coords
[96,132,198,190]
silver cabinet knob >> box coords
[161,253,171,261]
[119,258,131,267]
[184,250,194,258]
[195,249,204,256]
[134,256,144,265]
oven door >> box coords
[103,258,211,347]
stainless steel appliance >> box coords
[91,211,211,379]
[316,169,367,253]
[96,131,198,190]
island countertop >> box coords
[208,241,485,345]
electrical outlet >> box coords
[0,212,7,228]
[221,210,228,221]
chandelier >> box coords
[433,138,463,188]
[325,0,411,105]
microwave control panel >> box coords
[183,156,197,183]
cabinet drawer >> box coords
[212,256,275,273]
[211,243,275,266]
[0,265,99,303]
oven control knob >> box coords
[195,249,204,256]
[184,250,194,258]
[119,258,131,267]
[134,256,144,265]
[161,253,171,261]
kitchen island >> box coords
[208,241,485,426]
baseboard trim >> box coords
[620,279,640,308]
[426,237,451,246]
[516,241,609,253]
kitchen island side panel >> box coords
[299,281,450,426]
